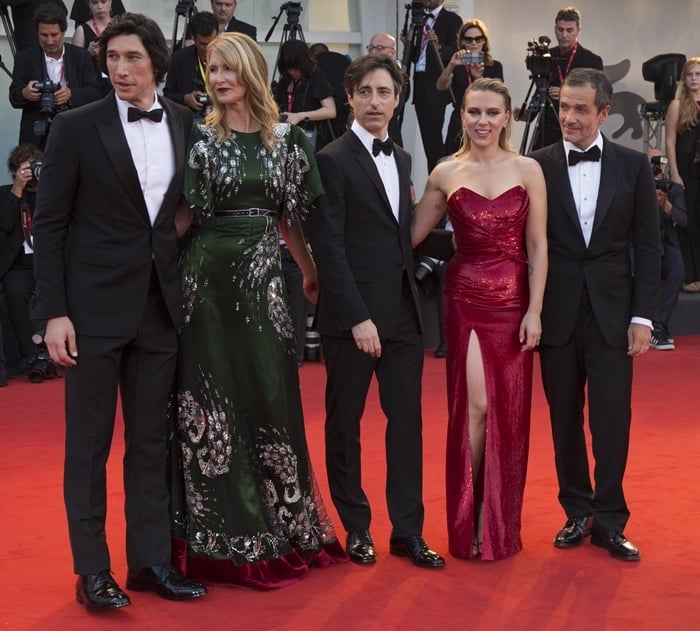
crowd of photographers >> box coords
[0,1,694,384]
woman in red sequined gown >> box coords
[413,79,547,560]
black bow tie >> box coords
[372,137,393,157]
[127,107,164,123]
[568,145,601,166]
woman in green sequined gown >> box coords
[170,33,346,590]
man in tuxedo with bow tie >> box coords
[309,54,445,569]
[531,68,659,561]
[32,13,206,611]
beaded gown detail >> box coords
[443,185,533,561]
[169,122,346,589]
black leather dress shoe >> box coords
[554,516,593,548]
[346,530,376,565]
[591,531,641,561]
[434,343,446,358]
[126,564,207,600]
[76,571,131,611]
[389,535,445,568]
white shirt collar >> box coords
[114,92,162,124]
[563,132,604,157]
[351,119,389,155]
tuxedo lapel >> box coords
[395,148,412,226]
[155,96,187,225]
[591,138,622,239]
[550,143,586,241]
[95,96,150,220]
[345,132,395,222]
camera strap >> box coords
[20,197,33,251]
[556,42,578,85]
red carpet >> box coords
[1,338,699,630]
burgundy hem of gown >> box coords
[172,537,348,590]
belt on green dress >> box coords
[213,208,278,218]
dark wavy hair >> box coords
[97,13,171,84]
[343,54,405,99]
[7,144,43,175]
[277,39,317,78]
[32,3,68,31]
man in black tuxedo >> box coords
[8,3,101,148]
[32,13,206,611]
[410,0,461,172]
[309,54,444,570]
[531,5,603,149]
[163,11,218,119]
[210,0,256,39]
[531,68,660,562]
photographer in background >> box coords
[9,3,100,147]
[164,11,218,120]
[0,144,43,379]
[648,150,687,350]
[530,6,603,149]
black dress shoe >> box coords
[126,564,207,600]
[389,535,445,568]
[76,571,131,611]
[434,343,446,358]
[346,530,376,565]
[553,516,593,548]
[591,531,641,561]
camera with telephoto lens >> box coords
[28,331,59,383]
[33,79,59,115]
[650,155,673,193]
[414,255,445,297]
[27,159,42,186]
[525,36,553,79]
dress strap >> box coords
[214,208,278,218]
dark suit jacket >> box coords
[9,43,101,146]
[31,94,192,337]
[412,6,461,106]
[0,186,27,280]
[226,17,256,40]
[163,45,205,107]
[549,44,604,90]
[309,130,422,339]
[531,138,660,347]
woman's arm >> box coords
[412,169,448,247]
[436,50,462,91]
[664,99,683,186]
[519,157,548,351]
[280,216,318,304]
[72,24,85,48]
[285,95,336,125]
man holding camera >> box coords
[531,6,603,149]
[164,11,218,119]
[0,144,43,379]
[648,150,687,350]
[9,3,100,147]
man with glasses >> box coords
[531,5,603,149]
[368,32,407,146]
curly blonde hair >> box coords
[676,57,700,135]
[204,33,279,150]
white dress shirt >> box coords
[116,93,175,225]
[351,120,400,222]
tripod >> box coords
[265,3,305,87]
[518,76,560,154]
[171,0,197,52]
[1,3,16,58]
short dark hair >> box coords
[564,68,612,112]
[98,13,171,84]
[32,3,68,32]
[343,54,404,99]
[555,6,582,26]
[7,144,43,174]
[277,39,317,77]
[189,11,219,38]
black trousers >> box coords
[413,72,451,173]
[64,277,177,574]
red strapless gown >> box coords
[443,185,533,560]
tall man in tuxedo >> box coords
[531,68,660,561]
[531,5,603,149]
[410,0,461,172]
[309,54,444,569]
[32,13,206,611]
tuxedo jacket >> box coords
[32,94,193,337]
[309,130,422,339]
[9,43,102,146]
[226,17,257,40]
[0,186,32,280]
[163,45,204,106]
[531,138,660,347]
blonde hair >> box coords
[204,33,279,149]
[456,78,514,157]
[676,57,700,135]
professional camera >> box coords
[415,255,444,297]
[651,155,673,193]
[280,1,302,23]
[28,158,41,184]
[28,330,60,383]
[525,36,553,79]
[195,93,210,106]
[33,79,59,114]
[405,0,428,27]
